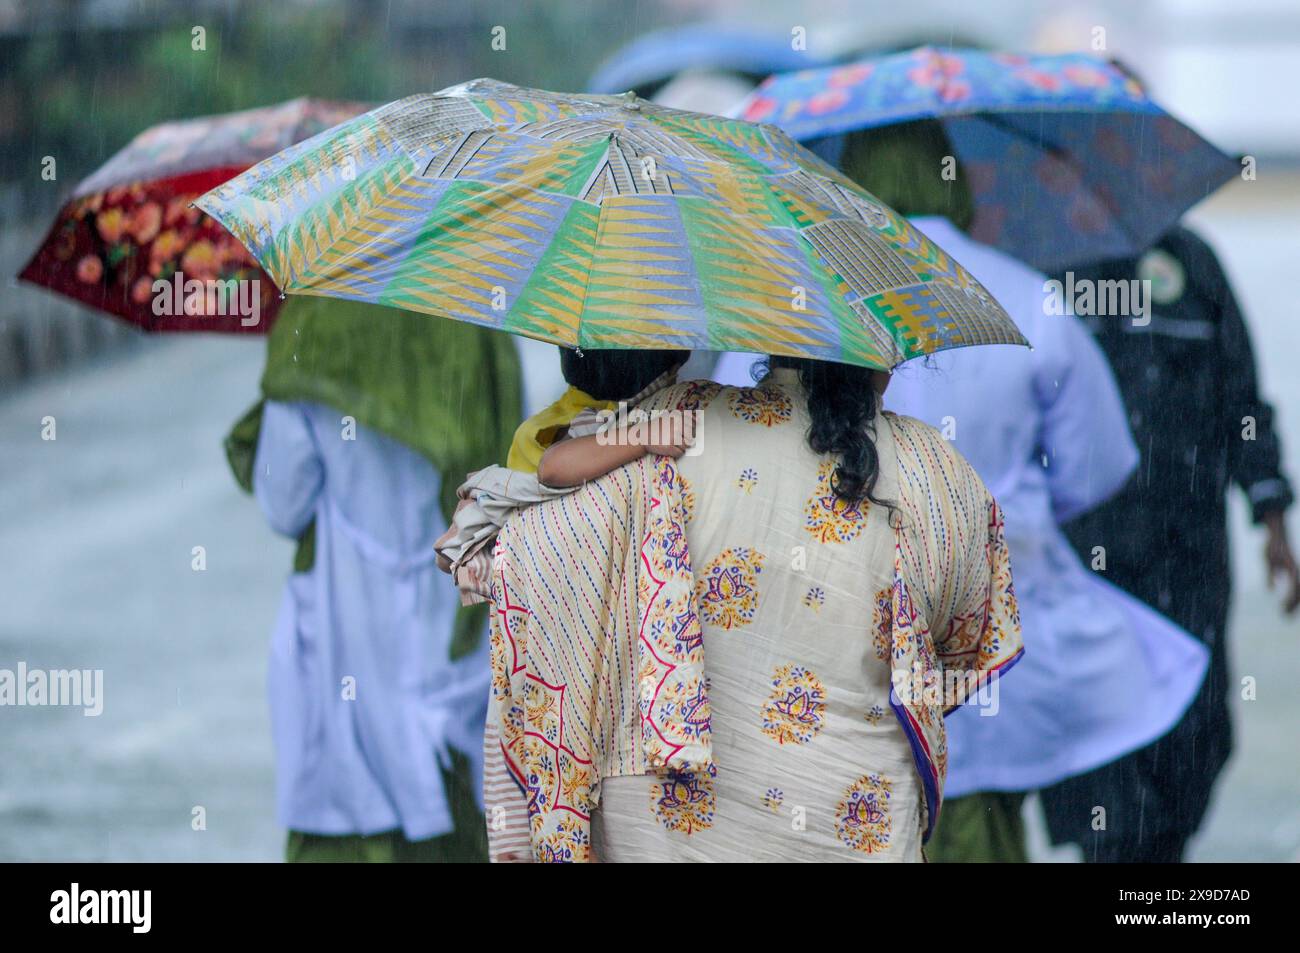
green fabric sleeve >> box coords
[224,399,264,495]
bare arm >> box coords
[537,416,691,488]
[537,433,648,488]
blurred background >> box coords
[1,0,1296,860]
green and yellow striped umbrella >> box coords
[197,79,1026,370]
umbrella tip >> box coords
[620,90,641,111]
[279,292,287,301]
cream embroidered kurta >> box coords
[588,371,1022,861]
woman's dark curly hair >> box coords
[760,355,889,508]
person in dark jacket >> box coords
[1040,224,1299,862]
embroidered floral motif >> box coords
[489,625,511,697]
[676,380,722,414]
[677,473,696,525]
[695,547,765,630]
[865,704,886,725]
[941,609,986,666]
[490,557,528,698]
[980,504,1021,665]
[513,677,597,860]
[648,660,710,745]
[504,703,524,734]
[872,587,893,660]
[535,815,591,863]
[524,757,552,828]
[665,598,707,657]
[651,765,716,834]
[673,678,712,740]
[763,788,784,812]
[804,460,867,544]
[654,457,693,570]
[557,750,591,812]
[803,586,825,612]
[524,680,560,743]
[521,737,594,833]
[761,664,827,745]
[736,467,759,494]
[889,576,920,660]
[638,459,713,761]
[661,518,690,574]
[727,384,792,427]
[835,773,892,854]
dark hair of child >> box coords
[558,347,687,401]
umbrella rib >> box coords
[565,142,616,350]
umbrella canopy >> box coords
[19,98,369,333]
[196,79,1026,371]
[739,48,1239,272]
[587,25,823,96]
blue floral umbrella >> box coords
[738,48,1239,271]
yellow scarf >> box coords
[505,385,617,473]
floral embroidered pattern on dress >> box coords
[804,460,868,544]
[654,665,711,743]
[676,471,696,525]
[835,773,893,854]
[761,664,827,745]
[651,765,717,834]
[727,384,793,427]
[887,576,921,662]
[695,546,765,629]
[676,380,723,414]
[871,587,893,660]
[654,458,693,574]
[736,467,758,493]
[537,815,591,863]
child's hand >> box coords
[643,413,694,458]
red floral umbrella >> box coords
[18,98,369,333]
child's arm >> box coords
[537,416,692,488]
[537,433,646,488]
